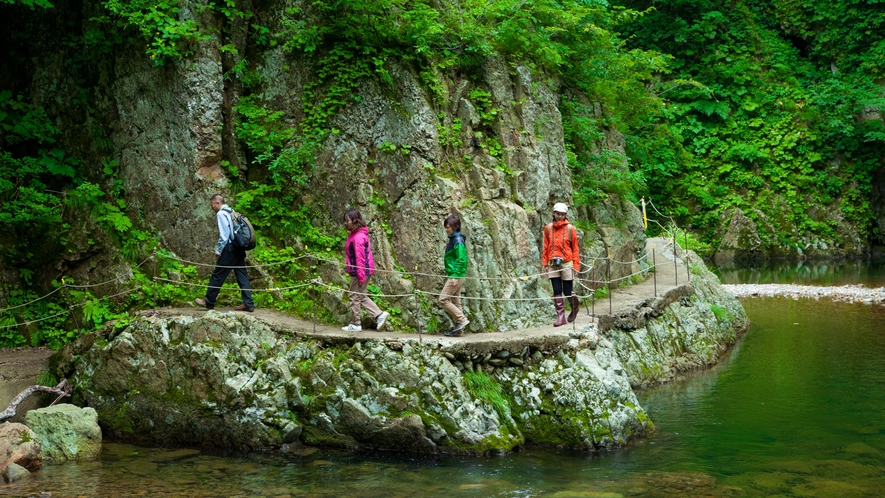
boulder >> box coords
[0,423,41,472]
[715,208,764,261]
[24,404,102,463]
[1,462,31,483]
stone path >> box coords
[155,238,694,349]
[724,283,885,305]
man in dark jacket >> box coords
[195,194,254,311]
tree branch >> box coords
[0,379,71,422]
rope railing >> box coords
[0,248,671,323]
[0,286,64,313]
[0,283,144,331]
[63,256,153,288]
[2,201,697,335]
[0,310,72,330]
[152,277,315,293]
[161,253,313,269]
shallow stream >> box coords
[3,262,885,497]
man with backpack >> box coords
[194,194,255,312]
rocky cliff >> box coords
[1,0,645,333]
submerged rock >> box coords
[1,462,31,483]
[24,404,102,463]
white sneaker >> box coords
[376,312,390,331]
[341,324,362,332]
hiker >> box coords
[341,209,389,332]
[440,215,469,337]
[542,202,580,327]
[195,194,254,312]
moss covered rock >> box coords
[24,404,101,463]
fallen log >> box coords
[0,379,71,422]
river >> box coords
[3,261,885,497]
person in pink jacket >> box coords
[342,209,389,332]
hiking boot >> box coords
[376,312,390,331]
[342,324,362,332]
[444,320,470,337]
[553,297,566,327]
[194,298,214,310]
[234,304,255,312]
[567,295,580,323]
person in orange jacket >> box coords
[542,202,580,326]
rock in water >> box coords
[1,462,31,483]
[25,404,102,463]
[0,423,41,472]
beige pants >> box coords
[547,260,575,281]
[439,278,467,323]
[349,277,382,325]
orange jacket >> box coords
[542,221,580,269]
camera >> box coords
[551,257,563,267]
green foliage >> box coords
[463,371,511,421]
[1,0,54,8]
[100,0,206,65]
[661,224,714,258]
[621,0,885,248]
[437,119,463,147]
[37,372,59,387]
[0,92,69,266]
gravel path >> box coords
[723,283,885,304]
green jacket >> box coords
[444,232,468,278]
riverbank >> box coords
[723,283,885,304]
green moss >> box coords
[520,413,585,446]
[97,403,135,435]
[709,304,733,322]
[301,425,358,448]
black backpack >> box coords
[225,208,257,250]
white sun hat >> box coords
[553,202,569,214]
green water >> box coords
[4,298,885,496]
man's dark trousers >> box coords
[205,245,254,307]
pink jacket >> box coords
[344,226,376,283]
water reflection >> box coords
[711,257,885,286]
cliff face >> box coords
[1,0,645,331]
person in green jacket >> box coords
[440,215,469,336]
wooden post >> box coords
[607,255,612,314]
[652,245,657,297]
[62,279,82,338]
[152,247,158,305]
[311,257,317,334]
[673,236,678,286]
[685,230,690,283]
[414,266,422,341]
